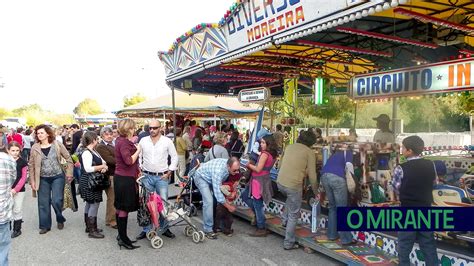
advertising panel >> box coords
[351,58,474,99]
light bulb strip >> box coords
[240,58,323,70]
[336,27,439,49]
[295,40,393,57]
[204,71,277,81]
[220,65,297,75]
[393,7,474,34]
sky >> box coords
[0,0,234,114]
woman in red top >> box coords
[114,119,141,250]
[242,135,278,237]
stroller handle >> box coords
[136,175,144,185]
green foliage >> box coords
[123,93,147,108]
[73,98,103,116]
[398,96,470,132]
[0,107,11,120]
[0,104,75,127]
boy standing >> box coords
[392,136,438,266]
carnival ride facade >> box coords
[158,0,474,264]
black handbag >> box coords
[87,172,110,192]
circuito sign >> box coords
[350,58,474,99]
[238,87,270,103]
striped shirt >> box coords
[0,152,16,224]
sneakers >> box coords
[205,232,218,240]
[57,223,64,230]
[39,228,50,234]
[284,243,300,250]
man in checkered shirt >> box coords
[0,150,16,265]
[192,157,239,240]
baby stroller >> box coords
[175,162,202,217]
[137,176,205,249]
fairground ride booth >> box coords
[115,90,261,132]
[157,1,474,265]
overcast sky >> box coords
[0,0,234,114]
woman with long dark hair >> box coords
[226,131,244,159]
[241,135,278,237]
[79,131,108,239]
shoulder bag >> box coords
[84,149,110,191]
[344,150,356,194]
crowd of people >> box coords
[0,115,438,265]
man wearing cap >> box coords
[373,114,395,143]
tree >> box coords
[307,95,354,136]
[123,93,147,108]
[0,107,11,120]
[73,98,103,116]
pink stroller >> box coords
[137,176,205,249]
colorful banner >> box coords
[350,58,474,99]
[224,0,364,51]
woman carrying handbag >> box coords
[79,131,109,239]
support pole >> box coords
[171,86,177,146]
[353,102,358,129]
[392,98,398,138]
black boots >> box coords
[84,213,102,233]
[86,217,104,239]
[116,216,139,250]
[11,220,22,238]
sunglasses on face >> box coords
[149,127,160,130]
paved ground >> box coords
[10,186,341,265]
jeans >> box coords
[12,192,25,220]
[278,184,302,248]
[73,166,81,182]
[142,174,169,232]
[321,173,352,244]
[177,155,186,184]
[193,175,214,233]
[398,231,438,266]
[0,222,10,266]
[38,174,66,229]
[241,186,266,229]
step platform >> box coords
[234,206,398,266]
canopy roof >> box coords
[158,0,474,97]
[75,113,117,124]
[115,90,260,118]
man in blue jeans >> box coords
[192,158,238,239]
[136,120,178,240]
[0,150,16,265]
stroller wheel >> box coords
[184,225,194,237]
[192,231,201,243]
[198,231,205,242]
[151,236,163,249]
[189,205,198,217]
[146,231,157,241]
